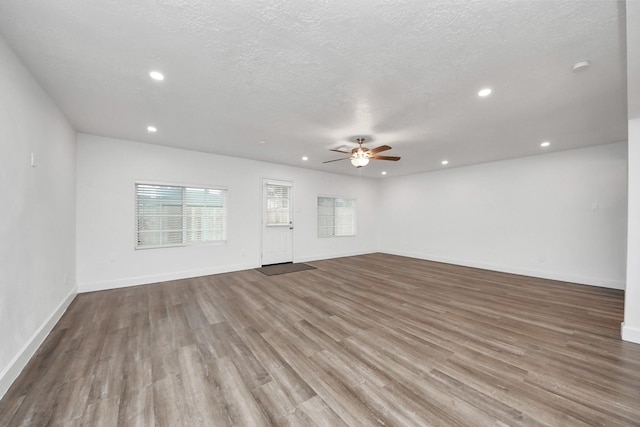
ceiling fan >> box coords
[323,137,401,168]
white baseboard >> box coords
[0,288,77,399]
[381,249,625,290]
[78,262,258,293]
[621,323,640,344]
[78,251,380,293]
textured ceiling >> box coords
[0,0,628,178]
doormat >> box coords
[257,263,316,276]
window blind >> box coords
[317,196,355,237]
[135,183,227,248]
[266,184,291,225]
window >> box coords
[135,183,227,248]
[266,183,291,226]
[317,196,356,237]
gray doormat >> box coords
[257,263,316,276]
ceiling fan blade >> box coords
[371,155,401,161]
[323,158,350,163]
[369,145,392,154]
[330,149,352,154]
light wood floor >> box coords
[1,253,639,426]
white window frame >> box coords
[135,181,228,249]
[317,195,356,238]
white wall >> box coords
[0,36,76,397]
[379,142,628,289]
[622,0,640,343]
[78,133,628,292]
[625,119,640,342]
[76,134,378,292]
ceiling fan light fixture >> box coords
[351,155,370,167]
[350,145,370,167]
[323,136,398,168]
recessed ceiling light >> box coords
[572,60,591,72]
[381,171,387,175]
[478,88,492,97]
[147,126,157,133]
[441,160,449,165]
[149,71,164,81]
[258,140,267,144]
[541,141,550,147]
[302,156,308,161]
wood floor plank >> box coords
[2,253,639,426]
[292,395,347,427]
[117,385,155,427]
[49,377,91,423]
[177,344,228,427]
[253,380,297,424]
[81,396,120,427]
[212,357,271,426]
[300,368,383,426]
[0,394,24,427]
[151,374,194,426]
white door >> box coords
[262,179,294,265]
